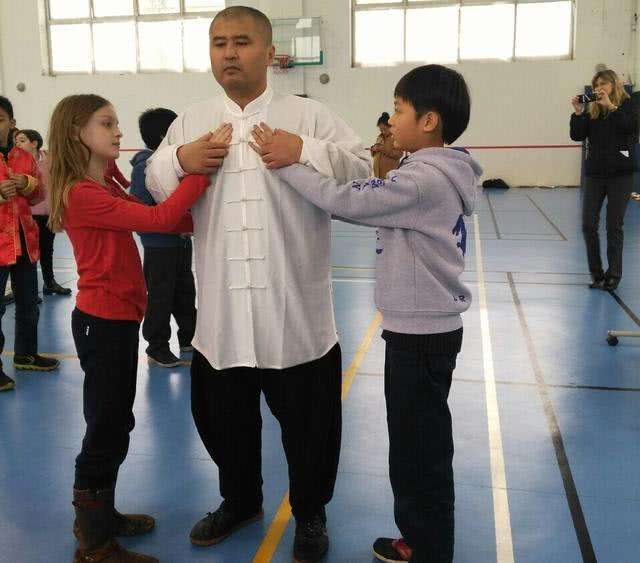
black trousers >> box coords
[72,308,140,491]
[582,174,634,280]
[33,214,55,286]
[190,344,342,521]
[385,342,458,563]
[0,232,39,371]
[142,240,196,355]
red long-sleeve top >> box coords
[64,174,207,321]
[106,159,131,190]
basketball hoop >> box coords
[273,54,294,75]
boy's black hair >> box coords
[0,95,14,119]
[394,65,470,145]
[18,129,43,150]
[138,108,178,150]
[377,112,390,127]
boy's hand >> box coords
[177,123,232,175]
[0,178,18,198]
[249,123,303,169]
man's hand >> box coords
[249,123,303,169]
[177,123,233,175]
[0,178,18,199]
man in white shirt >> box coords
[146,7,371,561]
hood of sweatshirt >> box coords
[402,147,483,216]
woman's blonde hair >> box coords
[47,94,110,232]
[588,69,629,120]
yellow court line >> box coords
[473,214,515,563]
[252,310,383,563]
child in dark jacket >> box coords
[129,108,197,367]
[251,65,482,563]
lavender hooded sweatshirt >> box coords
[275,147,483,334]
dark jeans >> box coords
[385,342,458,563]
[72,308,140,491]
[142,240,196,355]
[190,344,342,521]
[0,235,39,371]
[582,174,634,280]
[34,214,55,285]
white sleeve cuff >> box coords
[299,136,311,166]
[172,145,186,179]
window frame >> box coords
[41,0,222,75]
[350,0,576,68]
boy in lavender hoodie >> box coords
[250,65,482,563]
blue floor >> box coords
[1,188,639,562]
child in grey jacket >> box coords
[251,64,482,563]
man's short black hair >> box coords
[211,6,273,45]
[394,65,470,145]
[0,95,14,119]
[18,129,43,150]
[138,108,178,150]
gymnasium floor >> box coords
[1,187,638,563]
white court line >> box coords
[473,214,515,563]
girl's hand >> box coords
[571,96,583,114]
[210,122,233,145]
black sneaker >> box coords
[189,501,263,546]
[13,354,60,371]
[604,277,620,291]
[589,277,605,289]
[147,349,182,368]
[293,512,329,562]
[43,281,72,296]
[372,537,413,562]
[0,371,15,392]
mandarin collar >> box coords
[223,85,273,117]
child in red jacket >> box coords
[47,94,229,563]
[1,143,60,392]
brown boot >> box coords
[73,540,159,563]
[72,488,158,563]
[73,488,155,539]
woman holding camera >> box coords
[570,69,638,290]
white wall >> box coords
[0,0,636,185]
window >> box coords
[352,1,575,67]
[44,0,225,74]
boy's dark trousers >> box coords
[190,343,342,521]
[384,339,458,563]
[33,214,55,286]
[0,231,39,372]
[72,308,140,490]
[582,174,634,280]
[142,238,196,355]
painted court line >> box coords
[473,214,515,563]
[251,311,382,563]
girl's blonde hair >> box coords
[588,69,629,120]
[47,94,110,232]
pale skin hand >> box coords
[595,90,616,110]
[177,122,233,175]
[249,123,303,170]
[570,96,584,115]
